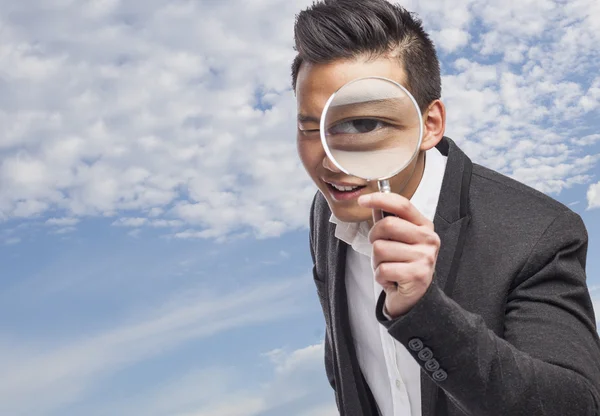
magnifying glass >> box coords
[319,76,423,222]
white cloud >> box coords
[424,0,600,195]
[112,217,148,227]
[90,342,336,416]
[0,0,316,239]
[0,0,597,241]
[0,277,313,416]
[587,182,600,210]
[45,217,80,226]
[52,226,77,235]
[128,228,142,238]
[572,134,600,147]
[112,217,184,228]
[150,219,184,228]
[435,28,470,53]
[180,398,267,416]
[591,287,600,325]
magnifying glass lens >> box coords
[321,77,423,182]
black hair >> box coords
[291,0,441,112]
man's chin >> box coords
[329,204,372,224]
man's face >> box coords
[295,57,422,223]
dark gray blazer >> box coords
[309,137,600,416]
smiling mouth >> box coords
[329,183,363,192]
[324,181,368,201]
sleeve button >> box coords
[408,338,424,351]
[432,369,447,382]
[418,347,433,361]
[425,359,440,372]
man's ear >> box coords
[420,99,446,151]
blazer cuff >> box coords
[375,281,470,384]
[375,279,440,327]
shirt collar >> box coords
[329,146,447,257]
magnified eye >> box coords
[328,119,386,135]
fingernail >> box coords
[358,194,372,206]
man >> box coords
[292,0,600,415]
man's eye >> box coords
[328,119,386,135]
[300,129,320,135]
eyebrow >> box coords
[297,114,320,124]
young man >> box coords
[292,1,600,415]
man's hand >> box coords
[358,192,440,319]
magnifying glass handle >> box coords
[372,208,394,222]
[373,179,395,223]
[374,180,398,289]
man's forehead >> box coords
[299,55,405,79]
[295,63,335,121]
[295,58,408,120]
[296,62,341,96]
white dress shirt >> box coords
[329,147,447,416]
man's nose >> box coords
[322,155,342,172]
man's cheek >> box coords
[297,144,319,172]
[298,155,318,184]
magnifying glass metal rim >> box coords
[319,76,424,183]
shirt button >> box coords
[395,379,402,389]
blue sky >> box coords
[1,0,599,415]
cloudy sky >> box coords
[1,0,599,415]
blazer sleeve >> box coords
[376,210,600,416]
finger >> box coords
[374,262,426,289]
[369,216,439,246]
[371,239,422,266]
[358,192,431,228]
[372,240,438,271]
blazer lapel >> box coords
[421,137,473,416]
[327,232,379,415]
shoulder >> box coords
[461,163,589,294]
[468,163,587,252]
[470,163,579,220]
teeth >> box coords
[331,183,359,192]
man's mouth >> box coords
[324,181,368,201]
[330,183,362,192]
